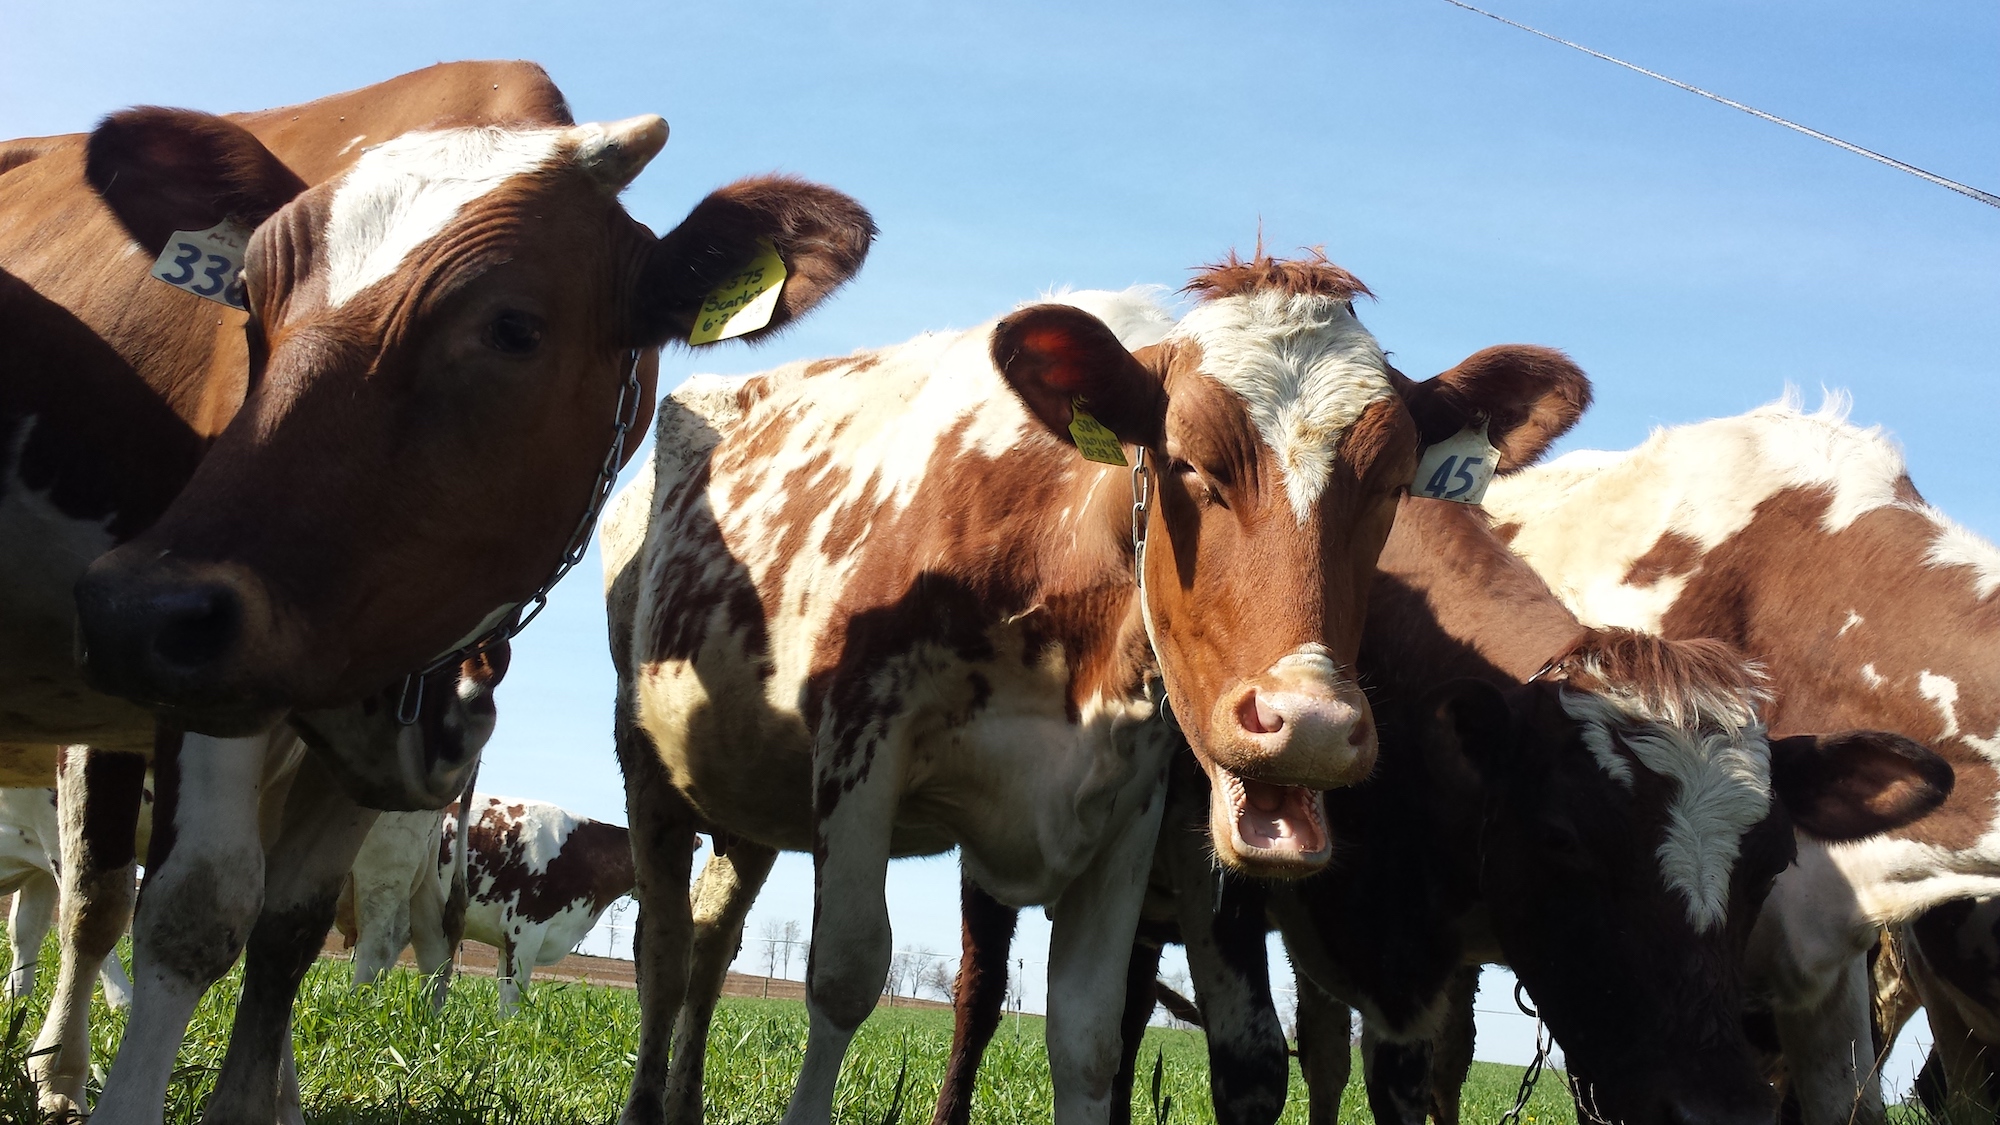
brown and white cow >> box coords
[938,495,1950,1125]
[336,793,636,1016]
[0,60,869,1124]
[1483,395,2000,1125]
[602,259,1592,1125]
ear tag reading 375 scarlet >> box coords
[149,219,253,311]
[1068,399,1128,466]
[690,239,787,345]
[1412,424,1499,505]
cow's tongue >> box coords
[1232,776,1325,853]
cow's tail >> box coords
[442,759,481,956]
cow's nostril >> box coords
[152,586,242,670]
[1238,690,1284,735]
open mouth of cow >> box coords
[1215,766,1331,864]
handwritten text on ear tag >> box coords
[1068,399,1128,466]
[689,239,787,345]
[1411,424,1499,505]
[149,219,253,311]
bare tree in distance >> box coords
[919,956,956,1002]
[780,919,803,979]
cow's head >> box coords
[992,252,1590,875]
[290,641,508,810]
[74,107,873,733]
[1420,632,1951,1124]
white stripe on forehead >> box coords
[1561,688,1772,932]
[323,127,568,309]
[1170,290,1394,522]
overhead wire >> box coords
[1437,0,2000,211]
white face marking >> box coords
[1838,611,1863,637]
[1860,662,1885,688]
[337,133,369,156]
[1920,670,1963,739]
[323,126,567,309]
[1172,291,1393,522]
[1562,688,1771,931]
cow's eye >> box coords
[485,310,545,356]
[1169,458,1226,508]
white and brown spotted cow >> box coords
[1483,395,2000,1125]
[337,794,635,1016]
[1,60,869,1125]
[603,256,1593,1125]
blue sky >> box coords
[6,0,1994,1086]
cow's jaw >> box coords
[1211,766,1331,872]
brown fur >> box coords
[1183,246,1373,304]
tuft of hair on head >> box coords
[1553,628,1771,731]
[1183,244,1373,305]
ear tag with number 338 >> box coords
[149,219,253,311]
[1068,399,1128,466]
[1411,423,1499,505]
[689,239,788,345]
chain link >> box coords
[1130,446,1151,588]
[1497,980,1551,1125]
[396,349,644,724]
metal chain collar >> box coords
[1497,980,1551,1125]
[396,348,645,724]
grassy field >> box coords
[0,926,1583,1125]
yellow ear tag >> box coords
[689,239,787,345]
[1068,399,1128,466]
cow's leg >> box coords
[5,871,56,1000]
[406,866,455,1012]
[667,840,778,1124]
[1922,993,2000,1125]
[1107,929,1166,1125]
[1169,849,1284,1125]
[202,750,377,1125]
[1292,981,1352,1125]
[1043,747,1172,1125]
[1428,966,1478,1125]
[931,873,1021,1125]
[90,731,276,1125]
[1775,952,1885,1125]
[499,926,548,1016]
[782,739,908,1125]
[614,723,699,1125]
[31,745,147,1115]
[1359,1025,1432,1125]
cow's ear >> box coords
[1416,678,1513,790]
[635,174,875,347]
[992,304,1168,456]
[1771,730,1953,842]
[86,107,307,257]
[1397,346,1591,473]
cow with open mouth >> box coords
[0,60,871,1124]
[601,257,1592,1125]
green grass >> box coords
[0,924,1578,1124]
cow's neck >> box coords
[1661,492,2000,857]
[1365,496,1588,692]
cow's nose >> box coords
[1231,684,1365,748]
[151,584,243,669]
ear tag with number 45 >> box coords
[1068,399,1128,466]
[1411,424,1499,505]
[149,219,253,311]
[689,239,787,345]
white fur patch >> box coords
[323,127,566,309]
[1171,291,1393,522]
[1926,517,2000,601]
[1561,687,1771,932]
[1838,611,1863,637]
[1860,663,1885,688]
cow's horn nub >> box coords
[571,115,668,191]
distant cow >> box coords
[603,259,1597,1124]
[337,794,635,1016]
[1484,395,2000,1125]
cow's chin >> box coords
[1208,764,1331,877]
